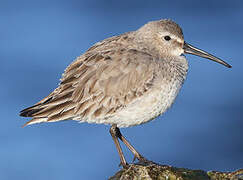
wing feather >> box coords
[20,46,156,126]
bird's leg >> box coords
[109,125,128,168]
[115,126,148,163]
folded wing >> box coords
[20,48,156,126]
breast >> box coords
[102,57,189,128]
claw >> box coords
[137,156,153,165]
[119,162,129,168]
[139,157,146,163]
[132,154,147,163]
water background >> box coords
[1,0,243,179]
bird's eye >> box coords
[164,36,171,41]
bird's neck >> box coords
[164,55,189,83]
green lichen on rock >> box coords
[109,162,243,180]
[207,169,243,180]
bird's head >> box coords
[137,19,231,68]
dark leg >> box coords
[109,125,128,168]
[115,126,148,163]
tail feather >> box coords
[20,88,74,127]
[19,105,44,117]
[19,96,53,117]
[22,117,48,127]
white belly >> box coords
[100,78,183,128]
[78,56,188,127]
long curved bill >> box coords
[183,42,232,68]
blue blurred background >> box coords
[1,0,243,179]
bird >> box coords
[20,19,231,168]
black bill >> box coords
[183,42,232,68]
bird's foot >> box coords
[119,162,130,169]
[132,154,152,165]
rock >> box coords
[109,162,243,180]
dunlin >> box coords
[20,19,231,167]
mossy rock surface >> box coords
[109,162,243,180]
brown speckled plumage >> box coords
[20,19,189,127]
[20,19,231,167]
